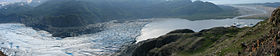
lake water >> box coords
[134,5,269,43]
[0,18,263,56]
[136,18,263,42]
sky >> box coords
[1,0,280,4]
[0,0,32,3]
[194,0,280,4]
[0,0,22,2]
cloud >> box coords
[0,0,28,3]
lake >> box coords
[136,18,263,43]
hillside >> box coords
[0,0,239,37]
[119,7,280,56]
[0,2,32,23]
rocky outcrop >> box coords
[242,7,280,56]
[0,51,6,56]
[269,7,280,26]
[242,28,280,56]
[167,29,194,34]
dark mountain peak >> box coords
[192,0,216,6]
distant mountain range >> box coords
[239,2,280,8]
[260,2,280,8]
[0,0,239,37]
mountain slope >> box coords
[0,2,32,23]
[201,7,280,56]
[120,7,280,56]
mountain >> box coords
[0,0,239,37]
[260,2,280,8]
[119,7,280,56]
[240,2,280,8]
[0,2,32,23]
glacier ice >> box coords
[0,19,150,56]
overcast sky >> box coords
[0,0,22,2]
[1,0,280,4]
[194,0,280,4]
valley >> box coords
[0,5,270,56]
[0,0,279,56]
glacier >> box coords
[0,19,151,56]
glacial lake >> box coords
[136,18,263,42]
